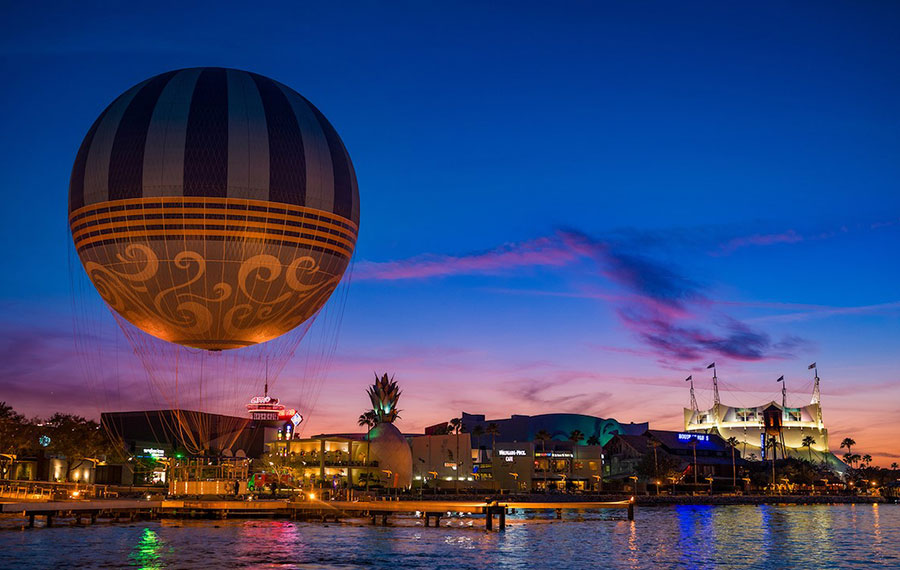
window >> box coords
[736,409,757,422]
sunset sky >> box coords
[2,3,899,465]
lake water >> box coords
[1,503,897,568]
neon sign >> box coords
[677,433,709,442]
[535,451,574,458]
[497,449,527,456]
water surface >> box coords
[1,504,896,568]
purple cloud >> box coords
[356,228,808,363]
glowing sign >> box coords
[535,451,574,458]
[250,396,273,404]
[290,412,303,426]
[38,435,51,447]
[677,433,709,442]
[497,449,527,456]
[142,448,165,459]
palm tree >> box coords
[586,435,600,446]
[862,454,872,468]
[357,409,377,491]
[767,436,778,492]
[448,417,464,493]
[568,430,584,481]
[726,436,739,489]
[840,437,856,456]
[535,429,551,492]
[648,439,662,479]
[891,462,899,471]
[801,435,816,462]
[471,425,484,451]
[486,423,500,450]
[535,430,551,453]
[689,438,699,486]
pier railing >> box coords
[0,497,635,530]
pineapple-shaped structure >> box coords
[363,374,412,489]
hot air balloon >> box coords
[69,67,359,351]
[68,68,358,455]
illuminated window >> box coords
[736,409,757,422]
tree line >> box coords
[0,402,117,481]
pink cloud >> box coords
[354,235,578,280]
[715,229,804,255]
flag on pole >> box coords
[685,375,692,382]
[776,375,784,382]
[808,363,816,370]
[707,362,715,369]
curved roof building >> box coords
[460,412,648,447]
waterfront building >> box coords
[494,441,605,492]
[101,409,273,460]
[460,412,648,448]
[683,367,844,470]
[409,433,473,488]
[266,433,375,491]
[604,429,745,484]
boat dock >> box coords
[1,498,634,530]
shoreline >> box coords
[399,493,890,506]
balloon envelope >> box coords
[68,68,359,350]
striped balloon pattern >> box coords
[69,68,359,350]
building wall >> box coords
[410,434,472,487]
[492,442,533,492]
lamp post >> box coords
[428,471,438,496]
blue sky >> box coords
[2,2,899,463]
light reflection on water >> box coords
[0,504,898,569]
[130,527,164,570]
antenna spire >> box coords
[776,375,786,409]
[686,375,699,413]
[809,362,823,427]
[264,356,269,398]
[707,362,720,424]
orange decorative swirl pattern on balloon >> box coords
[73,198,354,350]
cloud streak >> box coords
[355,236,578,281]
[355,228,810,363]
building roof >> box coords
[615,434,651,455]
[647,429,730,453]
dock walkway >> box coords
[1,498,634,530]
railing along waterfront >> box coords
[0,497,635,530]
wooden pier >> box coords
[1,498,634,531]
